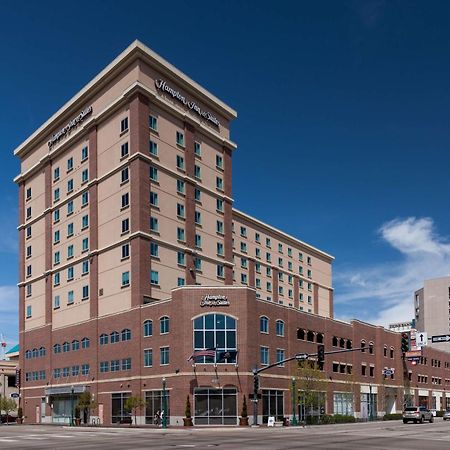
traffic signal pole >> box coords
[251,347,364,426]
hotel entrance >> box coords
[194,387,237,425]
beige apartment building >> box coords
[15,41,334,424]
[415,276,450,353]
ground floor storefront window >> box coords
[111,392,131,424]
[298,391,326,422]
[333,393,353,416]
[194,387,237,425]
[360,393,377,420]
[145,390,170,424]
[51,395,75,423]
[262,390,284,423]
[446,397,450,409]
[418,396,428,408]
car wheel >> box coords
[403,419,408,424]
[419,416,424,424]
[430,416,434,423]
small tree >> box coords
[185,395,192,418]
[124,396,146,425]
[0,396,17,424]
[77,392,98,424]
[241,395,248,418]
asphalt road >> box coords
[1,420,450,449]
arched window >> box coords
[121,328,131,341]
[193,313,237,363]
[260,316,269,333]
[339,338,345,348]
[383,346,387,357]
[72,340,80,351]
[144,320,153,337]
[316,333,324,344]
[390,347,394,358]
[361,340,366,353]
[297,329,305,340]
[81,337,90,349]
[346,340,352,350]
[110,331,120,343]
[332,336,338,347]
[25,350,31,359]
[32,348,38,358]
[53,343,61,354]
[160,317,170,334]
[369,342,374,354]
[275,320,285,337]
[63,342,70,352]
[307,331,315,342]
[99,334,108,345]
[39,347,46,357]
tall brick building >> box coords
[14,41,450,425]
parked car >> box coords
[0,414,16,424]
[443,409,450,421]
[402,406,433,424]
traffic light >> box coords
[253,375,259,393]
[401,332,410,353]
[317,344,325,369]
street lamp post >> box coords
[70,385,74,426]
[291,377,298,426]
[162,378,167,429]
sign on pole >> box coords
[416,332,428,347]
[10,393,19,399]
[431,334,450,343]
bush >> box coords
[333,414,356,423]
[382,413,403,421]
[436,410,444,417]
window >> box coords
[81,337,90,349]
[120,117,129,133]
[241,273,248,284]
[160,347,170,365]
[267,281,272,292]
[54,188,60,202]
[63,341,70,352]
[177,203,185,218]
[217,242,224,256]
[150,166,158,181]
[150,242,159,258]
[66,201,74,216]
[121,193,129,209]
[121,218,129,234]
[260,316,269,333]
[54,272,60,286]
[177,227,185,242]
[67,222,74,237]
[82,237,89,252]
[193,314,237,364]
[121,142,129,158]
[216,198,223,212]
[241,242,247,253]
[195,211,201,225]
[150,217,158,231]
[25,283,32,297]
[177,179,185,194]
[54,209,60,223]
[109,360,119,372]
[217,220,224,234]
[194,257,202,271]
[160,316,170,334]
[82,285,89,300]
[241,257,248,268]
[194,165,201,179]
[177,277,185,286]
[144,349,153,367]
[149,115,158,131]
[67,266,74,281]
[121,328,131,341]
[53,343,61,354]
[122,243,129,259]
[149,140,158,156]
[82,215,89,229]
[26,265,31,277]
[150,270,159,285]
[54,167,60,181]
[195,234,202,248]
[82,260,89,274]
[217,265,224,278]
[26,305,32,318]
[143,320,153,337]
[122,271,130,287]
[67,157,73,172]
[54,295,60,309]
[26,207,31,219]
[276,320,285,337]
[216,154,223,169]
[177,251,185,266]
[100,361,109,373]
[81,146,88,161]
[195,188,201,202]
[67,245,74,259]
[176,155,184,169]
[216,177,223,190]
[67,290,74,304]
[150,191,158,206]
[67,179,73,193]
[26,187,32,200]
[100,333,109,345]
[266,238,271,248]
[81,169,89,183]
[176,131,184,146]
[121,167,129,183]
[276,349,285,367]
[261,346,269,365]
[266,252,271,263]
[194,141,201,156]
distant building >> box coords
[388,321,414,333]
[0,346,19,414]
[415,276,450,353]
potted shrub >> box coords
[183,395,193,426]
[16,407,23,424]
[239,395,249,426]
[74,405,82,426]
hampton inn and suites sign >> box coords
[155,79,220,127]
[200,295,230,308]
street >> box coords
[1,420,450,449]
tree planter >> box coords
[75,418,82,426]
[239,417,249,426]
[183,417,193,426]
[16,417,23,424]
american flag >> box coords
[188,348,216,361]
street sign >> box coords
[431,334,450,343]
[295,353,308,361]
[405,350,422,358]
[10,393,19,398]
[416,332,428,347]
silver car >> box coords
[443,409,450,421]
[402,406,433,424]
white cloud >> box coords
[334,217,450,327]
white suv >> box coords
[402,406,433,424]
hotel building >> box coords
[15,41,450,425]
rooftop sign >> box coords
[155,79,220,127]
[200,294,230,308]
[48,106,93,148]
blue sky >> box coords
[2,0,450,350]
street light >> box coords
[291,377,298,426]
[70,385,74,426]
[162,377,167,429]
